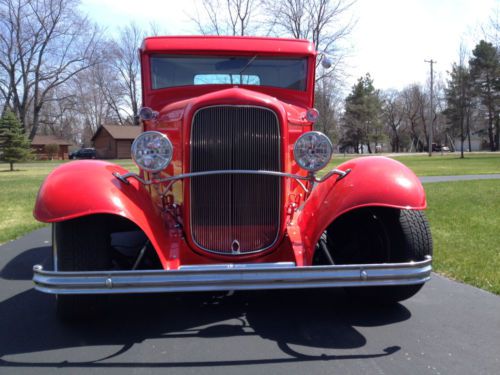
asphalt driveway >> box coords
[1,227,499,374]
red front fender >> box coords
[296,156,426,263]
[34,160,173,268]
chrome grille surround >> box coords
[190,105,281,255]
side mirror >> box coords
[321,56,333,69]
[138,107,158,121]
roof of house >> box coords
[92,125,142,141]
[31,135,73,146]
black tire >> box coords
[314,208,432,303]
[53,215,112,320]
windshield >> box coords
[150,55,308,91]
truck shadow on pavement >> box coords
[1,246,49,280]
[0,247,409,369]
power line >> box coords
[425,59,436,157]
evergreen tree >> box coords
[341,74,383,153]
[445,63,473,158]
[0,109,32,171]
[469,40,500,151]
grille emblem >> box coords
[231,240,240,254]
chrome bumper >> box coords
[33,256,432,295]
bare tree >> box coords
[433,79,450,150]
[314,75,341,141]
[192,0,257,36]
[263,0,356,149]
[482,6,499,47]
[109,24,143,125]
[36,85,77,137]
[34,21,158,144]
[382,90,405,152]
[263,0,355,79]
[263,0,307,39]
[148,21,166,37]
[74,68,114,136]
[0,0,100,139]
[401,84,427,152]
[95,60,128,126]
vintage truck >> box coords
[33,36,432,318]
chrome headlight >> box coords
[293,131,333,172]
[131,131,173,172]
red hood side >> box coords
[148,87,312,130]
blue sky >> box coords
[80,0,498,91]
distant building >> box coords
[31,135,73,160]
[452,130,489,152]
[92,125,141,159]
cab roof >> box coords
[141,36,316,56]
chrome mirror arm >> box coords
[311,168,351,183]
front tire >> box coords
[53,216,112,320]
[314,208,432,303]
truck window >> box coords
[194,74,260,85]
[150,55,308,91]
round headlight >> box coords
[131,131,173,172]
[294,131,333,172]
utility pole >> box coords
[425,59,436,156]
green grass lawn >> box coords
[0,160,136,244]
[424,180,500,295]
[328,152,500,176]
[0,154,499,295]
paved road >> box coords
[419,174,500,183]
[1,228,499,375]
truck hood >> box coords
[155,87,312,127]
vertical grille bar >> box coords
[190,106,281,254]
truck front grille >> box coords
[190,106,281,255]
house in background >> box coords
[31,135,73,160]
[452,129,490,152]
[92,125,141,159]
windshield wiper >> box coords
[237,55,258,77]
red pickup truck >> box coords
[33,36,432,319]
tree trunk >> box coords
[495,116,499,152]
[488,123,495,151]
[460,111,464,159]
[467,111,472,152]
[16,105,28,134]
[487,91,496,151]
[10,162,13,172]
[29,103,43,140]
